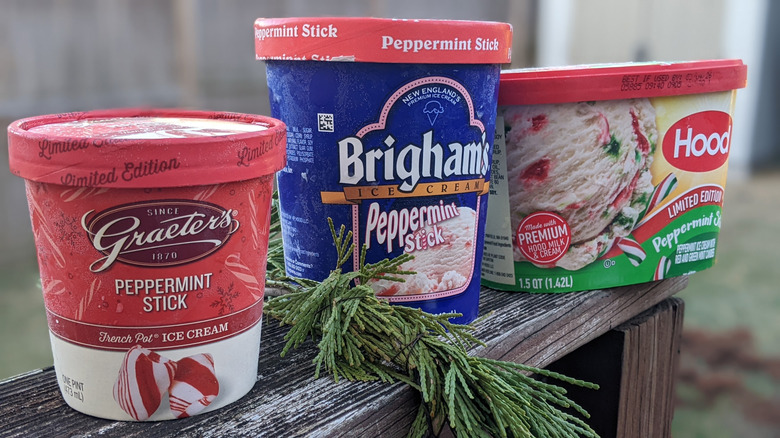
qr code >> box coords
[317,113,334,132]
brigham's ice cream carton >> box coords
[255,17,512,323]
[483,60,747,292]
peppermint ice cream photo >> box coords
[371,206,478,298]
[505,98,657,271]
[481,60,747,293]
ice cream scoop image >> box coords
[371,206,476,297]
[503,99,657,270]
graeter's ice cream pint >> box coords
[483,60,747,292]
[255,17,512,323]
[7,109,286,420]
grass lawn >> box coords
[673,171,780,437]
[679,172,780,355]
[0,258,51,379]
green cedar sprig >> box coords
[265,191,286,283]
[265,216,599,438]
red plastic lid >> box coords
[7,109,287,188]
[498,59,747,106]
[254,17,512,64]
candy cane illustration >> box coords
[616,236,646,267]
[193,184,220,201]
[225,253,264,299]
[60,186,109,203]
[638,173,678,223]
[653,255,672,280]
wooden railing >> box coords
[0,277,687,437]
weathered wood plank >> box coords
[615,297,685,438]
[0,277,687,437]
[542,297,685,438]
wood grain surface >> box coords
[0,277,687,437]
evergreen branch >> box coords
[264,201,600,438]
[265,191,286,282]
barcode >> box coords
[317,113,334,132]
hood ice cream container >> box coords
[7,109,286,420]
[482,60,747,292]
[255,17,512,324]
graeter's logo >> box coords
[82,200,238,272]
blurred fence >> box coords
[0,0,535,266]
[2,0,775,266]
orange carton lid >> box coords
[8,109,287,188]
[255,17,512,64]
[499,59,747,105]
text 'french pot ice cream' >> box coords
[483,60,747,292]
[7,109,286,420]
[255,17,512,324]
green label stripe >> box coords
[484,204,723,293]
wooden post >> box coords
[546,298,685,438]
[173,0,201,109]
